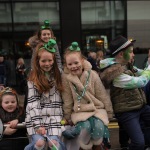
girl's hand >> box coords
[3,125,17,135]
[36,127,46,135]
[9,119,18,128]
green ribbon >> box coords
[73,70,91,101]
[69,42,80,51]
[39,39,56,53]
[41,20,51,30]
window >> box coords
[81,1,126,55]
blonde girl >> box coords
[62,42,113,150]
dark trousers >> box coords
[115,105,150,150]
[118,122,129,149]
[0,75,6,86]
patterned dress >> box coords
[25,81,63,136]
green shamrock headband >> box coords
[69,42,80,51]
[39,39,56,53]
[41,20,51,30]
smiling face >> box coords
[65,53,83,77]
[40,29,52,43]
[1,95,17,113]
[39,50,54,72]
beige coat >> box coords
[62,60,113,126]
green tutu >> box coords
[62,116,109,140]
[76,116,109,140]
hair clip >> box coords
[0,87,17,96]
[41,20,51,30]
[39,39,56,53]
[69,42,80,51]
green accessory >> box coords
[76,116,107,139]
[103,125,110,138]
[51,145,57,150]
[73,70,91,111]
[41,20,51,30]
[69,42,80,51]
[39,39,56,53]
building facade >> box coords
[0,0,150,85]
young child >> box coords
[28,20,62,70]
[25,39,66,150]
[0,87,28,150]
[61,42,113,150]
[100,35,150,150]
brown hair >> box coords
[96,50,104,60]
[37,28,56,41]
[28,43,63,93]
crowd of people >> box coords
[0,20,150,150]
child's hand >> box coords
[3,125,17,135]
[9,119,18,128]
[36,127,46,135]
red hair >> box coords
[28,43,63,93]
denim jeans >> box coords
[115,105,150,150]
[24,134,67,150]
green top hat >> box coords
[41,20,51,30]
[69,42,80,51]
[39,39,56,53]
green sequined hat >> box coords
[39,39,56,53]
[41,20,51,30]
[69,42,80,51]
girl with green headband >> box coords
[25,39,66,150]
[28,20,62,70]
[61,42,113,150]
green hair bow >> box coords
[40,39,56,53]
[69,42,80,51]
[41,20,51,30]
